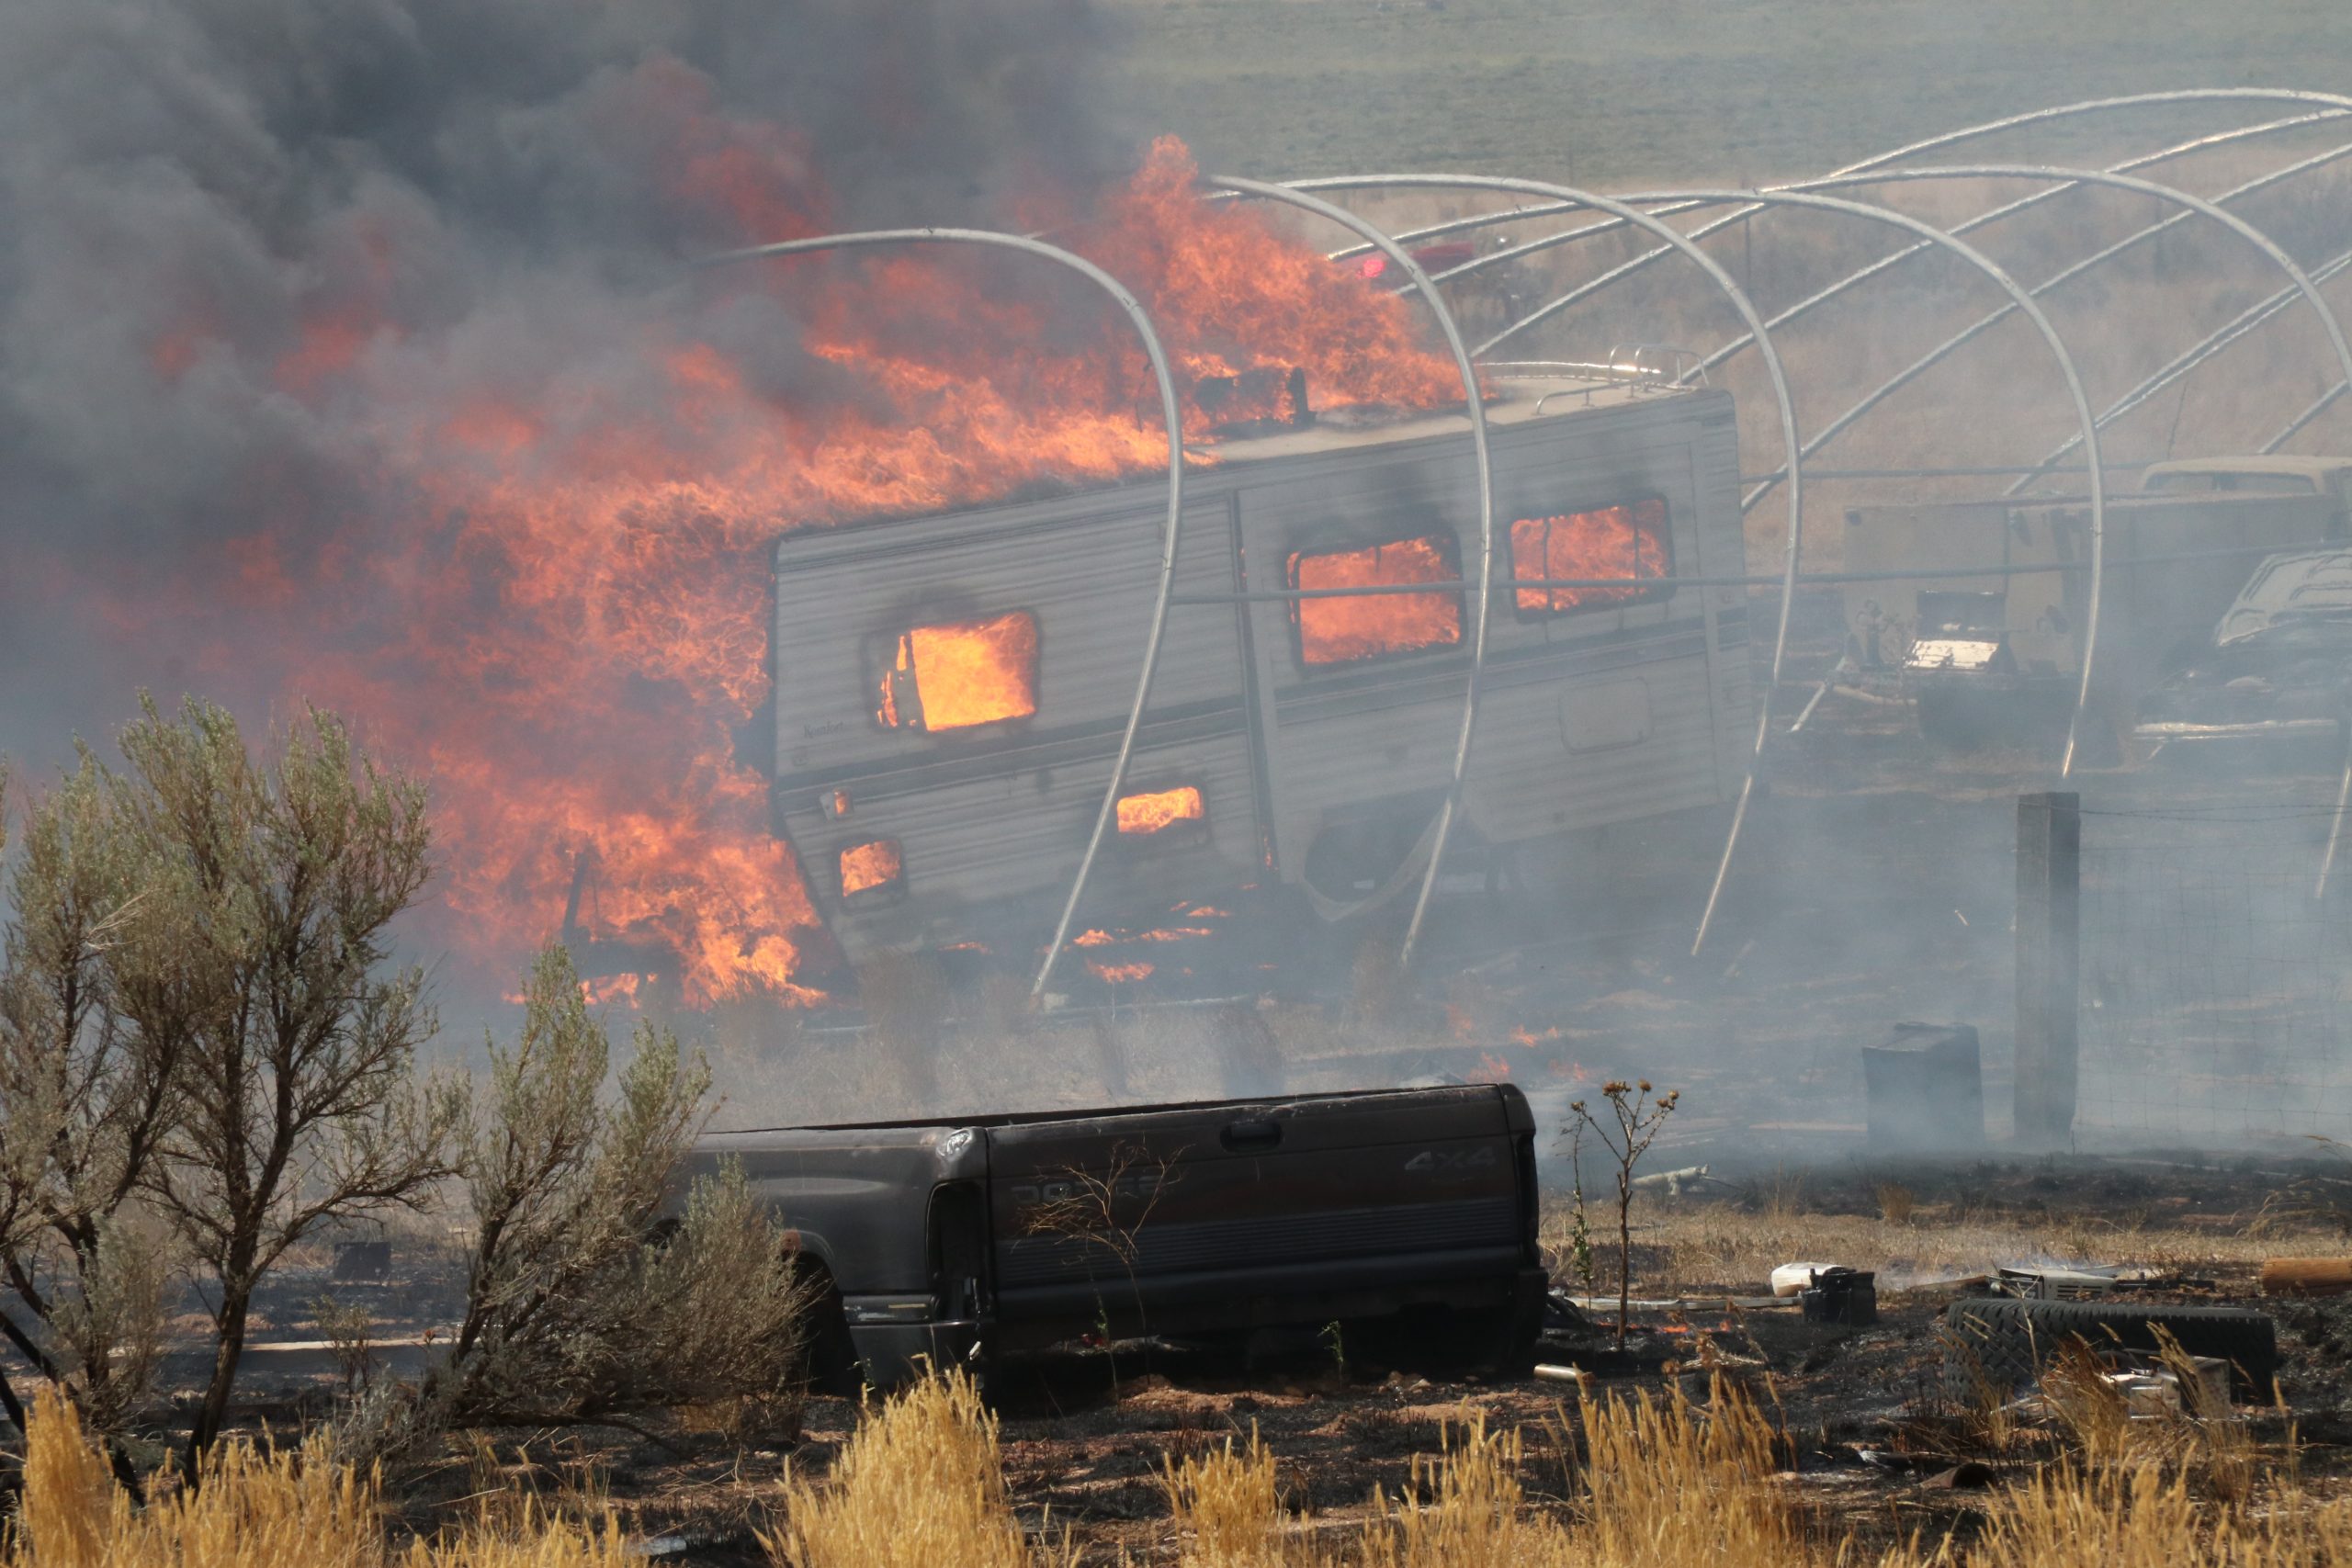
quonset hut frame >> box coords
[710,88,2352,989]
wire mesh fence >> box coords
[2077,789,2352,1145]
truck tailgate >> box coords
[986,1086,1534,1319]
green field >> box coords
[1102,0,2352,182]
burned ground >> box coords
[30,592,2338,1564]
[286,1156,2352,1563]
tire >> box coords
[790,1261,863,1398]
[1941,1298,2277,1403]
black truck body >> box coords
[682,1083,1546,1388]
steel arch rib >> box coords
[1611,189,2110,783]
[1325,88,2352,273]
[1775,165,2352,777]
[1336,90,2352,359]
[1203,175,1498,971]
[1740,162,2352,514]
[690,228,1187,1001]
[1467,112,2352,360]
[1285,174,1804,957]
[2013,249,2352,495]
[1683,116,2352,388]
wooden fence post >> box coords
[2015,791,2081,1146]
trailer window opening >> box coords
[1117,784,1206,841]
[839,839,904,902]
[876,610,1039,731]
[1287,534,1463,667]
[1510,500,1672,616]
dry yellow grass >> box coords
[1880,1462,2352,1568]
[9,1358,2351,1565]
[1559,1195,2337,1298]
[1573,1379,1802,1565]
[764,1371,1062,1568]
[790,1366,2352,1567]
[1155,1377,1796,1567]
[0,1389,631,1568]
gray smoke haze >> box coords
[0,0,1124,773]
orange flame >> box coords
[1467,1051,1514,1084]
[169,136,1459,1006]
[1510,500,1669,614]
[1290,536,1462,665]
[1116,784,1204,836]
[582,973,646,1006]
[877,611,1039,732]
[1086,959,1155,984]
[839,840,903,897]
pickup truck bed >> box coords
[683,1084,1547,1388]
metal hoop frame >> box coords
[1339,90,2352,362]
[1200,175,1498,970]
[692,228,1187,1000]
[1740,163,2352,514]
[2013,247,2352,492]
[1283,174,1806,956]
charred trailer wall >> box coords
[767,377,1751,970]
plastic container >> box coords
[1771,1262,1838,1298]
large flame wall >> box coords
[0,0,1462,1010]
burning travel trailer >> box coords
[766,365,1750,990]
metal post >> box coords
[2015,792,2081,1148]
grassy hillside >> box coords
[1101,0,2352,182]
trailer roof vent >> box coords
[877,611,1039,732]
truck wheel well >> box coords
[789,1255,861,1397]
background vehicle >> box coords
[682,1082,1548,1389]
[2134,547,2352,754]
[1840,459,2352,746]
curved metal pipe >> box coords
[2264,378,2351,455]
[1325,89,2352,274]
[1343,90,2352,361]
[690,228,1187,1000]
[1755,165,2352,774]
[1285,175,1804,957]
[1655,192,2106,783]
[1741,160,2352,513]
[1683,114,2352,387]
[2011,248,2352,494]
[1203,175,1497,972]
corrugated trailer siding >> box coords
[806,740,1258,953]
[772,383,1751,960]
[774,484,1258,943]
[1244,392,1742,868]
[1463,660,1725,835]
